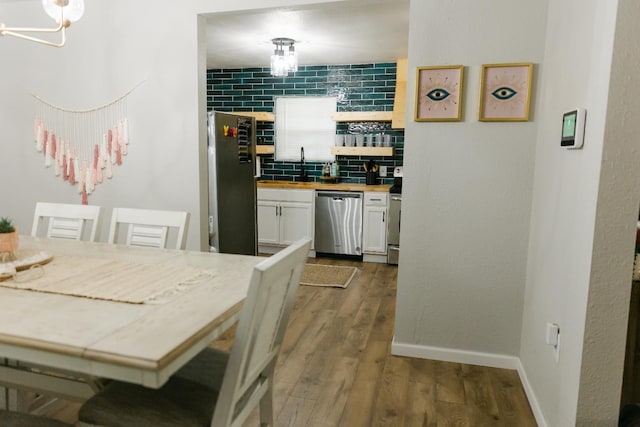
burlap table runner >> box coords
[0,255,215,304]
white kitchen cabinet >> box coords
[257,188,314,250]
[256,200,280,245]
[363,192,388,254]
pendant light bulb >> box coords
[288,44,298,72]
[42,0,85,24]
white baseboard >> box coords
[515,359,548,427]
[391,337,548,427]
[391,338,520,369]
[363,253,387,263]
[258,245,315,258]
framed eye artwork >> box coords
[479,63,533,121]
[414,65,464,122]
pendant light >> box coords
[270,38,298,77]
[0,0,85,48]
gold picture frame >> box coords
[415,65,464,122]
[479,63,533,121]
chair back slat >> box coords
[108,208,189,250]
[31,202,102,242]
[212,238,311,427]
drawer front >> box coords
[364,192,388,206]
[257,188,313,203]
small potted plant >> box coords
[0,217,19,256]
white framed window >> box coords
[275,96,336,162]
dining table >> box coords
[0,235,263,410]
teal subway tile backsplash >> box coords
[206,62,404,185]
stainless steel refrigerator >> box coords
[207,111,258,255]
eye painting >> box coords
[480,63,533,121]
[490,86,517,100]
[415,65,463,121]
[426,88,451,102]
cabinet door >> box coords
[363,206,387,254]
[280,202,314,246]
[257,200,279,245]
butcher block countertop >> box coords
[257,180,391,192]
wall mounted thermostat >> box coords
[561,108,586,149]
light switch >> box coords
[379,166,387,176]
[545,322,559,347]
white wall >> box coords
[521,0,640,425]
[394,0,547,361]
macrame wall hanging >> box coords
[31,83,141,204]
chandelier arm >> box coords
[0,5,67,47]
[0,19,65,33]
[0,25,65,47]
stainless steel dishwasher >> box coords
[314,191,363,256]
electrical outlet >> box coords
[379,165,388,176]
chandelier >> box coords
[270,38,298,77]
[0,0,85,48]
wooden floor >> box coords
[48,258,537,426]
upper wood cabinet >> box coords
[391,58,408,129]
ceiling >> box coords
[0,0,409,69]
[204,0,409,69]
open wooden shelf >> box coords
[256,145,275,155]
[330,111,393,122]
[228,111,275,122]
[331,146,395,156]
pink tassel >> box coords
[101,134,108,169]
[118,122,128,155]
[43,130,48,156]
[116,144,122,166]
[79,160,88,194]
[123,118,129,145]
[108,131,116,165]
[34,117,41,141]
[54,139,62,177]
[106,154,113,178]
[50,134,57,158]
[36,125,44,152]
[62,153,68,180]
[81,186,88,205]
[93,144,103,183]
[68,154,76,185]
[44,132,52,167]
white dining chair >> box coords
[76,238,312,427]
[31,202,102,242]
[107,207,190,250]
[0,409,73,427]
